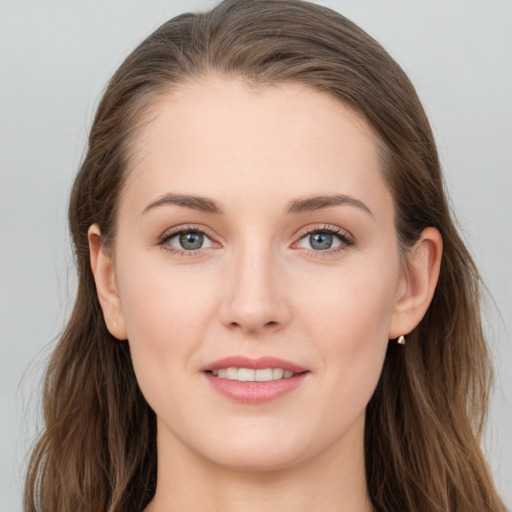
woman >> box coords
[24,1,507,511]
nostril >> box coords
[227,319,279,332]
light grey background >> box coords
[1,1,510,510]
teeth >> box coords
[272,368,284,379]
[226,367,238,379]
[255,368,273,381]
[211,367,296,381]
[238,368,255,381]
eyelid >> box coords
[295,224,353,241]
[159,224,207,242]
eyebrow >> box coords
[141,192,372,218]
[286,194,373,216]
[141,193,224,216]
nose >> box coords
[218,242,291,335]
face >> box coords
[106,78,408,471]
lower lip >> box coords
[204,372,308,404]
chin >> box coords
[205,443,307,473]
[191,421,333,473]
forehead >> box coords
[123,77,391,216]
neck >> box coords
[146,416,373,512]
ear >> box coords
[388,227,443,339]
[88,224,127,340]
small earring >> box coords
[113,321,117,329]
[397,335,405,345]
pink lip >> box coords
[201,356,309,405]
[202,356,307,373]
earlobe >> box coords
[88,224,127,340]
[389,227,443,339]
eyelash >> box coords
[157,224,354,257]
[158,224,217,257]
[294,224,354,256]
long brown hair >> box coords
[24,1,505,511]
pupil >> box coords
[310,232,332,250]
[179,232,203,250]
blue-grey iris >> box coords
[310,232,333,250]
[179,232,203,250]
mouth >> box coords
[202,356,309,404]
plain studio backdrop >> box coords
[1,1,510,510]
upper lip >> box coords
[202,356,308,373]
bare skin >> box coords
[89,78,442,512]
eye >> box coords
[298,231,341,251]
[294,226,353,252]
[161,228,215,252]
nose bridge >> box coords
[221,235,288,333]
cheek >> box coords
[297,252,400,343]
[114,254,214,402]
[294,253,399,404]
[116,247,214,341]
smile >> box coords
[203,356,309,404]
[211,367,296,381]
